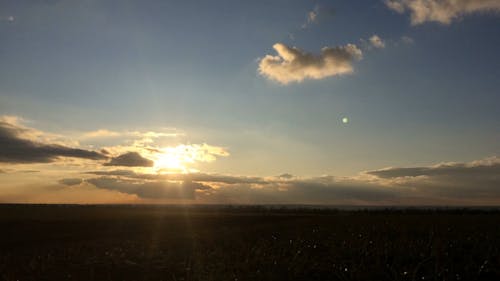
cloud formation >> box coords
[366,157,500,199]
[58,178,83,186]
[104,152,154,167]
[73,156,500,204]
[385,0,500,25]
[85,170,268,185]
[301,4,336,29]
[367,157,500,179]
[0,118,106,164]
[369,35,386,49]
[258,43,363,84]
[78,173,397,203]
[85,177,211,199]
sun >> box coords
[152,145,198,172]
[151,144,227,173]
[154,152,184,171]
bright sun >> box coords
[151,144,228,173]
[154,153,184,170]
[153,145,198,172]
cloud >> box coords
[75,156,500,204]
[385,0,500,25]
[85,170,268,184]
[258,43,363,84]
[86,177,211,199]
[301,10,318,29]
[369,35,386,49]
[81,170,399,204]
[59,178,83,186]
[104,152,154,167]
[367,157,500,179]
[307,10,318,23]
[366,157,500,199]
[0,118,106,164]
[301,5,336,29]
[278,173,294,179]
[82,129,121,139]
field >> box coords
[0,205,499,281]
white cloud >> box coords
[385,0,500,25]
[369,34,386,49]
[258,43,363,84]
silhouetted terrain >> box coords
[0,205,499,281]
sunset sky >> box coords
[0,0,499,204]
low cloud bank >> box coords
[64,157,500,204]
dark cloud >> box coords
[104,152,154,167]
[80,171,399,203]
[75,157,500,204]
[278,173,294,179]
[85,170,267,184]
[367,160,500,179]
[197,177,400,205]
[367,157,500,199]
[59,178,83,186]
[86,169,137,177]
[0,121,106,164]
[288,177,398,202]
[86,177,211,199]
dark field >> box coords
[0,205,499,281]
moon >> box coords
[342,117,349,124]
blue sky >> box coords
[0,0,499,204]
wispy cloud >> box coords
[400,35,415,44]
[301,4,336,29]
[0,16,14,22]
[385,0,500,25]
[258,43,362,84]
[301,7,319,29]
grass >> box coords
[0,205,499,281]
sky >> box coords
[0,0,499,205]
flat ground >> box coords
[0,205,499,281]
